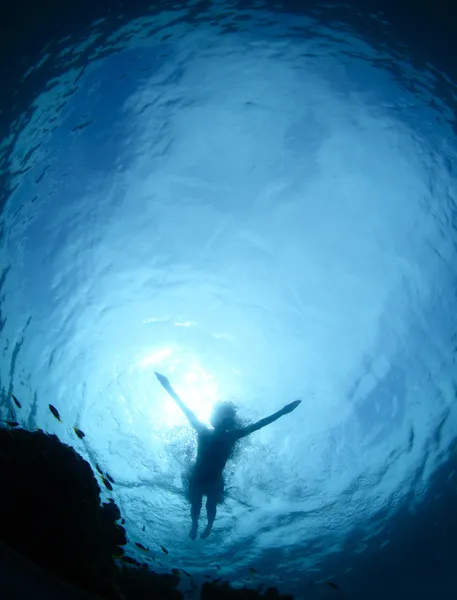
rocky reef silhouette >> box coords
[0,426,294,600]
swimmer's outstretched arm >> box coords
[155,372,206,433]
[234,400,301,440]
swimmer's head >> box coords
[210,401,237,431]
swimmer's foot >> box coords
[189,523,198,540]
[200,525,212,539]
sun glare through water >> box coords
[138,348,219,427]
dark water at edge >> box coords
[1,0,456,195]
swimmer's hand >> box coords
[281,400,302,415]
[155,371,171,390]
[155,371,206,433]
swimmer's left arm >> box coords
[233,400,301,439]
[155,372,206,433]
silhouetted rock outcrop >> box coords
[0,427,295,600]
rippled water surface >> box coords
[1,2,457,597]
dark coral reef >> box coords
[0,427,293,600]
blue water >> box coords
[1,2,457,598]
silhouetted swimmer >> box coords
[154,371,301,540]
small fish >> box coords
[106,473,115,483]
[160,545,169,555]
[182,569,191,577]
[172,568,180,576]
[121,556,140,566]
[248,568,258,574]
[135,543,148,551]
[216,565,221,570]
[73,427,85,439]
[4,420,19,427]
[326,581,339,590]
[102,477,113,491]
[12,394,22,408]
[121,518,125,525]
[205,575,211,579]
[142,525,145,532]
[95,463,103,475]
[71,120,93,132]
[49,404,62,422]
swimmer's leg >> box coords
[189,491,203,540]
[200,494,217,539]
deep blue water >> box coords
[1,1,457,599]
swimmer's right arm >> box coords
[234,400,302,439]
[155,372,206,433]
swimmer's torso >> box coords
[193,429,235,480]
